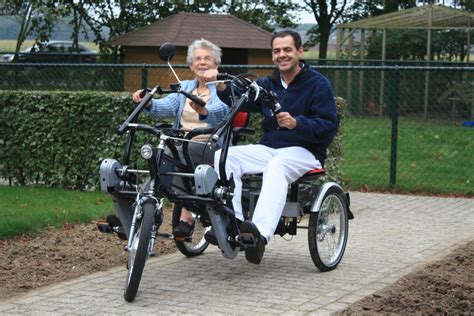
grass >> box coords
[0,39,98,53]
[0,116,471,238]
[341,116,473,196]
[0,186,113,239]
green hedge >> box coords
[0,91,345,190]
[0,91,134,189]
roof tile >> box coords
[107,12,273,49]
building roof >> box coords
[106,12,273,49]
[337,4,474,30]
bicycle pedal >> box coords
[96,222,113,233]
[173,236,192,242]
[238,233,256,247]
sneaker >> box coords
[240,220,266,264]
[173,220,194,238]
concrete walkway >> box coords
[1,192,473,315]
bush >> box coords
[0,90,345,189]
[0,91,133,189]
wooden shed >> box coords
[106,12,274,91]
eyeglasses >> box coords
[194,56,213,62]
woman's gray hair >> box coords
[186,38,222,66]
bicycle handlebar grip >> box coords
[139,88,151,98]
[181,90,206,107]
[216,73,231,80]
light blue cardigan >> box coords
[147,79,229,129]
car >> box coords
[1,40,97,63]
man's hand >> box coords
[276,112,296,129]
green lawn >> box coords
[341,116,473,196]
[0,116,471,238]
[0,186,113,238]
[0,39,98,53]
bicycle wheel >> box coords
[124,202,155,302]
[308,186,349,272]
[172,203,209,257]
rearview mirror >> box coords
[158,42,176,62]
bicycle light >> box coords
[140,144,153,160]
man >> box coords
[213,30,339,264]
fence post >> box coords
[389,66,400,188]
[141,64,147,89]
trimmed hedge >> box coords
[0,91,345,190]
[1,91,134,189]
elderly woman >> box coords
[132,38,228,238]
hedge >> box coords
[0,91,345,190]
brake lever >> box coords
[250,81,260,102]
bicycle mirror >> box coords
[158,42,176,62]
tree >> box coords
[0,1,60,56]
[303,0,348,59]
[223,1,299,32]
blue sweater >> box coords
[147,79,229,129]
[238,61,338,165]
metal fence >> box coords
[1,61,473,196]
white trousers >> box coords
[214,144,321,241]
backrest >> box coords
[232,112,249,129]
[231,112,250,145]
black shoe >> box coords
[240,220,266,265]
[173,221,194,238]
[104,214,127,240]
[205,219,243,246]
[204,229,218,245]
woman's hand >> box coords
[132,90,143,103]
[189,102,209,116]
[200,69,218,82]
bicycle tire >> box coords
[308,186,349,272]
[123,202,155,302]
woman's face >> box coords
[189,48,217,79]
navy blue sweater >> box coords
[223,61,339,165]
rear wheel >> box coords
[124,202,155,302]
[308,186,349,272]
[172,203,209,257]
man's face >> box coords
[271,35,304,73]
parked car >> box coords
[1,41,97,63]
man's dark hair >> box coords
[271,30,302,49]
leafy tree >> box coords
[303,0,348,59]
[222,1,299,32]
[0,1,61,56]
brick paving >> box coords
[0,192,473,315]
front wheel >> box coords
[172,203,209,257]
[124,202,156,302]
[308,186,349,272]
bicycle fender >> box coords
[207,206,239,259]
[310,182,345,213]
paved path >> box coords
[1,192,473,315]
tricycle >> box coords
[98,43,353,302]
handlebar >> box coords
[214,73,282,115]
[179,89,206,107]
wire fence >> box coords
[0,61,472,196]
